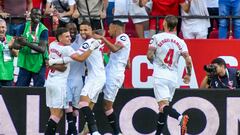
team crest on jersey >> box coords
[82,42,89,49]
[120,36,126,41]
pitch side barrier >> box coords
[0,87,239,135]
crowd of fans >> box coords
[0,0,239,39]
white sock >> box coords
[178,115,183,123]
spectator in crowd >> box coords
[139,0,191,37]
[200,58,240,89]
[181,0,210,39]
[106,0,114,25]
[15,8,48,87]
[45,0,75,32]
[0,19,18,86]
[72,0,108,33]
[218,0,240,39]
[0,0,33,36]
[114,0,148,38]
[204,0,219,38]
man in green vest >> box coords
[14,8,48,87]
[0,19,18,86]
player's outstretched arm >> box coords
[93,34,123,52]
[71,41,100,62]
[71,50,92,62]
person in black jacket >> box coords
[200,57,240,89]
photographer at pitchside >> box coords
[200,58,240,89]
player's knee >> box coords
[103,100,113,111]
[158,100,169,112]
[79,101,89,109]
[105,108,114,116]
[73,110,79,117]
[65,106,73,113]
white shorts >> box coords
[103,74,125,102]
[66,78,84,108]
[45,78,68,109]
[153,77,178,102]
[81,76,106,103]
[114,2,148,24]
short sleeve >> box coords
[116,35,128,47]
[78,42,90,52]
[47,0,52,3]
[180,40,188,53]
[148,35,157,49]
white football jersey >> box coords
[149,32,188,82]
[77,38,105,79]
[48,41,75,80]
[107,33,131,73]
[68,34,85,81]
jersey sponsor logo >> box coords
[82,42,89,49]
[120,36,126,41]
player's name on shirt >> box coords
[50,48,62,57]
[157,38,183,50]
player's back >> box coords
[78,38,105,79]
[152,32,188,82]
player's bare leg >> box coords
[65,106,78,135]
[156,100,189,135]
[134,22,145,38]
[45,108,63,135]
[79,96,100,135]
[103,99,122,135]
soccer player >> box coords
[48,21,105,135]
[94,20,131,135]
[146,15,192,135]
[45,27,99,135]
[65,23,85,135]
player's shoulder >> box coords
[117,33,130,42]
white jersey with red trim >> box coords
[77,38,105,79]
[109,33,131,66]
[47,41,75,80]
[149,32,188,82]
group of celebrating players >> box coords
[45,15,192,135]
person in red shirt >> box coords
[140,0,191,37]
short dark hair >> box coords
[80,20,92,28]
[211,58,226,68]
[164,15,178,31]
[55,27,69,41]
[111,20,124,27]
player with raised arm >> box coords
[94,20,130,135]
[44,27,99,135]
[48,21,105,135]
[147,15,192,135]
